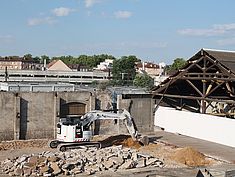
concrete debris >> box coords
[0,146,164,176]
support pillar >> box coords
[14,93,20,140]
[53,92,59,139]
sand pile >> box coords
[172,147,209,167]
[0,139,48,151]
[117,137,141,149]
[100,134,141,148]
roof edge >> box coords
[202,48,235,53]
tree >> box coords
[171,58,187,70]
[41,55,50,64]
[166,58,187,73]
[23,54,32,60]
[51,54,115,69]
[112,55,140,83]
[133,73,154,89]
[33,56,40,62]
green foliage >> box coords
[112,55,140,82]
[23,54,32,60]
[33,56,40,62]
[41,55,50,64]
[133,73,154,89]
[169,58,187,71]
[51,54,115,68]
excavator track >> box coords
[57,141,101,152]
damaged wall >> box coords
[118,95,154,133]
[0,90,154,141]
[0,92,17,140]
[155,106,235,147]
[0,91,95,141]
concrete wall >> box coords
[0,91,95,141]
[0,91,153,141]
[155,106,235,148]
[118,95,154,133]
[58,91,95,113]
[19,92,56,139]
[0,92,16,140]
[94,94,154,136]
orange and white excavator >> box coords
[48,109,148,151]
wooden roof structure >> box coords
[152,48,235,117]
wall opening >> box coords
[60,102,86,118]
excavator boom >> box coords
[80,109,138,140]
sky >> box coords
[0,0,235,64]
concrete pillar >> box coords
[14,94,20,140]
[89,92,96,111]
[53,92,59,139]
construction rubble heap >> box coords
[0,145,164,176]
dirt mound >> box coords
[172,147,209,167]
[117,137,142,149]
[0,139,48,151]
[100,134,141,149]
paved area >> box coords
[148,129,235,163]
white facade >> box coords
[155,106,235,147]
[96,59,113,71]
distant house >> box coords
[67,64,91,72]
[0,56,42,70]
[95,59,113,71]
[136,62,161,77]
[47,60,72,71]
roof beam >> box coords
[186,79,203,97]
[205,81,225,97]
[153,93,235,104]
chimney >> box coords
[43,59,47,71]
[142,61,145,71]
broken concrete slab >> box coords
[0,145,164,176]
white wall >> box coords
[155,106,235,147]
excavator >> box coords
[48,109,148,151]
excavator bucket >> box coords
[138,135,149,146]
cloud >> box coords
[178,23,235,37]
[0,35,13,43]
[114,11,132,19]
[85,0,101,8]
[27,17,57,26]
[52,7,75,17]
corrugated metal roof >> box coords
[203,49,235,73]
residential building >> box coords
[136,62,161,77]
[47,60,72,71]
[95,59,113,71]
[0,56,42,70]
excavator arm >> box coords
[80,109,139,141]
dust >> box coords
[171,146,210,167]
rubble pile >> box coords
[0,145,164,176]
